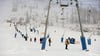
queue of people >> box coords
[13,24,78,50]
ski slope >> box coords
[0,22,100,56]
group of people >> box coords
[61,36,76,50]
[14,24,28,41]
[30,37,37,42]
[40,37,52,46]
[30,27,39,34]
[13,24,74,50]
[14,24,40,42]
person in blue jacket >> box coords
[61,36,64,43]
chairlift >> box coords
[60,0,69,7]
[62,8,64,10]
[60,4,69,7]
[61,13,63,15]
[12,7,18,12]
[70,2,73,5]
[70,0,73,5]
[61,18,65,20]
[61,8,64,15]
[76,3,78,7]
[89,10,91,12]
[74,0,77,2]
[56,0,59,4]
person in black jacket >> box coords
[48,38,51,46]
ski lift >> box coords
[56,0,59,4]
[88,10,91,13]
[74,0,77,2]
[70,2,73,5]
[12,2,18,12]
[61,8,64,15]
[75,0,78,7]
[12,7,18,12]
[61,18,65,20]
[60,4,69,7]
[60,0,69,7]
[62,8,64,10]
[61,13,63,15]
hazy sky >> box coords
[0,0,99,22]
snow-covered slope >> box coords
[0,0,100,56]
[0,22,100,56]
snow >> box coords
[0,0,100,56]
[0,23,100,56]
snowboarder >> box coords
[65,39,69,50]
[48,38,51,46]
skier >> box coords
[21,34,24,37]
[10,23,11,27]
[47,34,50,38]
[34,37,36,42]
[33,27,36,33]
[24,36,27,41]
[30,38,32,42]
[48,38,51,46]
[30,28,33,32]
[61,36,64,43]
[14,33,17,38]
[65,39,69,50]
[54,30,56,32]
[40,38,43,44]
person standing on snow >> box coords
[30,38,32,42]
[48,38,51,46]
[65,39,69,50]
[61,37,64,43]
[34,37,36,42]
[14,33,17,38]
[40,38,43,44]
